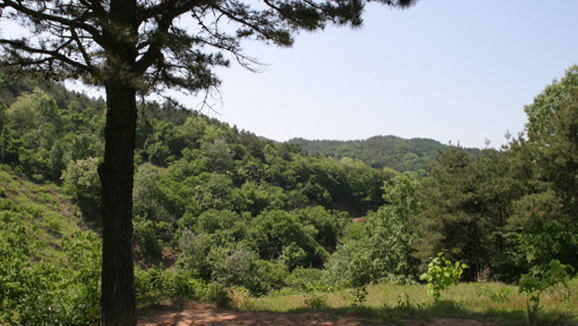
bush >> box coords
[175,230,214,280]
[518,259,573,323]
[303,294,329,309]
[61,157,100,202]
[285,267,328,293]
[322,239,373,288]
[419,252,468,302]
[176,229,288,296]
[136,266,175,304]
[0,216,101,325]
[133,215,163,257]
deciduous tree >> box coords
[510,66,578,272]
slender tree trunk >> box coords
[99,81,138,326]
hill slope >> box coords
[0,166,88,262]
[289,136,480,174]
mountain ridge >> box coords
[288,135,480,174]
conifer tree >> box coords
[0,0,417,324]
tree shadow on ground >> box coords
[138,299,578,326]
[289,299,577,326]
[75,197,102,231]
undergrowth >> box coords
[244,281,578,325]
[0,166,87,262]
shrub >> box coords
[0,216,101,325]
[322,239,373,288]
[303,294,328,309]
[518,259,573,323]
[420,252,468,302]
[175,230,214,280]
[60,157,100,202]
[136,266,175,304]
[350,286,368,307]
[133,215,163,257]
[285,267,328,293]
[205,282,232,309]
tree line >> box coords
[290,135,479,175]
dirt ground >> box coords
[138,303,499,326]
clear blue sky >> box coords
[186,0,578,149]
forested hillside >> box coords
[0,72,394,324]
[1,66,578,325]
[290,136,480,175]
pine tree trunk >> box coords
[99,0,138,323]
[99,81,138,326]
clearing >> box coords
[138,303,498,326]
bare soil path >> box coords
[138,303,499,326]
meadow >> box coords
[232,280,578,326]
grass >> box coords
[0,165,88,263]
[240,280,578,325]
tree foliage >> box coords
[324,172,421,287]
[510,70,578,272]
[0,214,101,325]
[417,66,578,282]
[291,136,479,175]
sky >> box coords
[176,0,578,149]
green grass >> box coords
[241,280,578,326]
[0,165,87,263]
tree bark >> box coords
[99,81,138,326]
[99,0,139,323]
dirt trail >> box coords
[138,303,498,326]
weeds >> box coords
[303,294,329,309]
[474,282,513,303]
[518,259,573,323]
[246,281,578,325]
[350,286,368,307]
[227,287,255,310]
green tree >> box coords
[175,230,214,281]
[524,65,578,138]
[291,206,343,251]
[61,157,101,202]
[248,210,327,268]
[4,89,65,178]
[324,172,421,287]
[323,237,375,287]
[509,72,578,272]
[417,146,523,281]
[0,0,417,323]
[192,209,248,245]
[374,172,422,277]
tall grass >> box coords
[243,280,578,325]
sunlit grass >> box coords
[244,280,578,325]
[0,166,87,264]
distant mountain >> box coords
[288,136,480,175]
